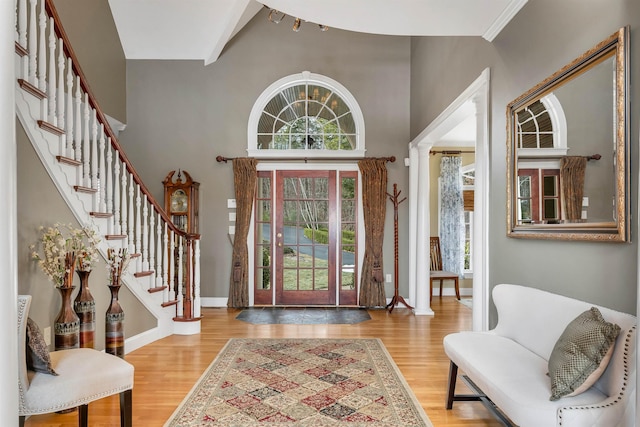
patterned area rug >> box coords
[457,298,473,309]
[164,338,433,427]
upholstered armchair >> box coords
[18,295,134,427]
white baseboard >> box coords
[201,297,229,307]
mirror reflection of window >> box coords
[517,100,554,149]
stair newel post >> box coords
[142,192,149,274]
[127,171,135,254]
[28,0,36,85]
[82,93,90,187]
[155,211,163,290]
[37,0,46,93]
[193,238,201,318]
[113,153,121,234]
[98,124,106,212]
[47,16,56,125]
[176,235,184,316]
[65,57,73,157]
[181,235,194,320]
[73,75,81,161]
[120,161,128,237]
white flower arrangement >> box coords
[106,247,131,286]
[30,223,101,287]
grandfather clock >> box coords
[163,170,199,234]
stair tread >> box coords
[17,78,46,99]
[90,211,113,218]
[37,120,64,136]
[56,155,82,167]
[134,270,155,278]
[74,185,98,194]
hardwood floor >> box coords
[24,297,502,426]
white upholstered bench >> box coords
[443,284,636,427]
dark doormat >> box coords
[235,307,371,325]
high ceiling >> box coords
[108,0,528,65]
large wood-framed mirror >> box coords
[506,26,630,242]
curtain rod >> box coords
[215,155,396,164]
[429,150,475,155]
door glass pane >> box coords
[341,200,355,222]
[543,176,557,196]
[544,199,558,219]
[519,200,532,221]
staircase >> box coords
[13,0,201,342]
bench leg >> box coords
[446,360,458,409]
[120,389,132,427]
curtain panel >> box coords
[439,156,464,276]
[560,156,587,222]
[227,158,258,308]
[357,158,388,307]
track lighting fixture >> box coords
[264,5,328,32]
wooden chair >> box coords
[18,295,134,427]
[429,236,460,303]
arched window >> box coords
[516,93,567,157]
[248,71,365,159]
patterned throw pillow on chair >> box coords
[548,307,620,400]
[26,317,58,376]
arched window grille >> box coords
[248,71,365,159]
[516,93,568,157]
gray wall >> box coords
[17,120,156,350]
[53,0,126,122]
[411,0,639,323]
[119,8,412,301]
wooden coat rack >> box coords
[386,183,412,313]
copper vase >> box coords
[105,283,125,358]
[54,285,80,351]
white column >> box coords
[2,0,19,422]
[407,146,418,308]
[413,144,434,316]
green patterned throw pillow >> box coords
[548,307,620,401]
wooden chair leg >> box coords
[454,277,460,300]
[439,279,443,298]
[78,404,88,427]
[19,416,25,427]
[429,279,433,304]
[446,360,458,409]
[120,389,132,427]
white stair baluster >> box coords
[105,140,114,234]
[193,239,201,318]
[37,0,47,118]
[37,0,46,92]
[65,59,73,158]
[156,211,163,290]
[47,17,56,125]
[127,172,135,254]
[56,38,65,155]
[73,76,81,161]
[113,156,121,235]
[82,95,90,187]
[18,0,27,48]
[177,236,184,316]
[141,192,149,272]
[148,205,155,278]
[18,0,28,79]
[27,0,37,86]
[90,109,98,213]
[98,124,106,212]
[169,228,175,301]
[134,184,141,267]
[120,162,128,238]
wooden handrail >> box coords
[44,0,188,239]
